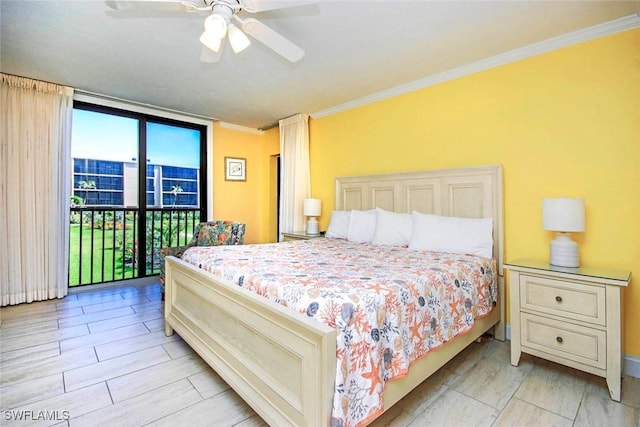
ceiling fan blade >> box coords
[201,45,222,63]
[239,0,316,13]
[240,18,304,62]
[106,0,200,12]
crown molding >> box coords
[218,121,264,135]
[310,14,640,120]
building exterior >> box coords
[73,158,199,208]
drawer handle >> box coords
[556,336,563,344]
[555,296,563,303]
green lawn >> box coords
[68,224,136,286]
[68,210,200,287]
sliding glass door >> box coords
[69,102,206,287]
[143,122,205,276]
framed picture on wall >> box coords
[225,157,246,181]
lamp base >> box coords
[549,233,579,268]
[306,218,319,236]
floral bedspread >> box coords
[181,238,498,427]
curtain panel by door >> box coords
[0,74,73,306]
[278,113,310,239]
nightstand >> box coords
[281,231,323,242]
[506,258,630,401]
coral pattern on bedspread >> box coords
[181,238,498,427]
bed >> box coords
[164,164,505,426]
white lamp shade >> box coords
[228,24,251,53]
[303,198,321,217]
[543,198,585,232]
[204,13,228,39]
[199,30,222,52]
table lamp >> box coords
[542,198,585,268]
[303,198,321,236]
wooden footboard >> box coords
[164,256,337,426]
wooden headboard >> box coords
[335,164,504,275]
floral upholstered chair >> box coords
[159,220,246,295]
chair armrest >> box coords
[159,245,192,260]
[159,244,192,284]
[159,244,195,295]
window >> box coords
[69,101,208,286]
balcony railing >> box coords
[69,207,201,287]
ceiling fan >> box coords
[106,0,310,63]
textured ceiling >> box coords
[1,0,639,129]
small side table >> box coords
[282,231,324,242]
[505,258,630,401]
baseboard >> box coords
[505,323,639,378]
[624,355,640,378]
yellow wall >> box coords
[309,29,640,356]
[211,123,279,244]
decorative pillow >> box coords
[347,209,377,243]
[408,212,493,258]
[325,210,350,239]
[372,208,413,246]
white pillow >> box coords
[325,210,350,239]
[372,208,413,246]
[408,212,494,258]
[347,209,377,243]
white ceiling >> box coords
[1,0,639,129]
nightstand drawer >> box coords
[282,234,307,241]
[281,232,322,241]
[520,274,606,326]
[521,313,606,369]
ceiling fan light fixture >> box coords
[204,13,228,39]
[199,30,222,52]
[228,24,251,53]
[105,0,306,63]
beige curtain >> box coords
[0,74,74,306]
[278,113,310,239]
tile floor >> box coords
[1,282,638,426]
